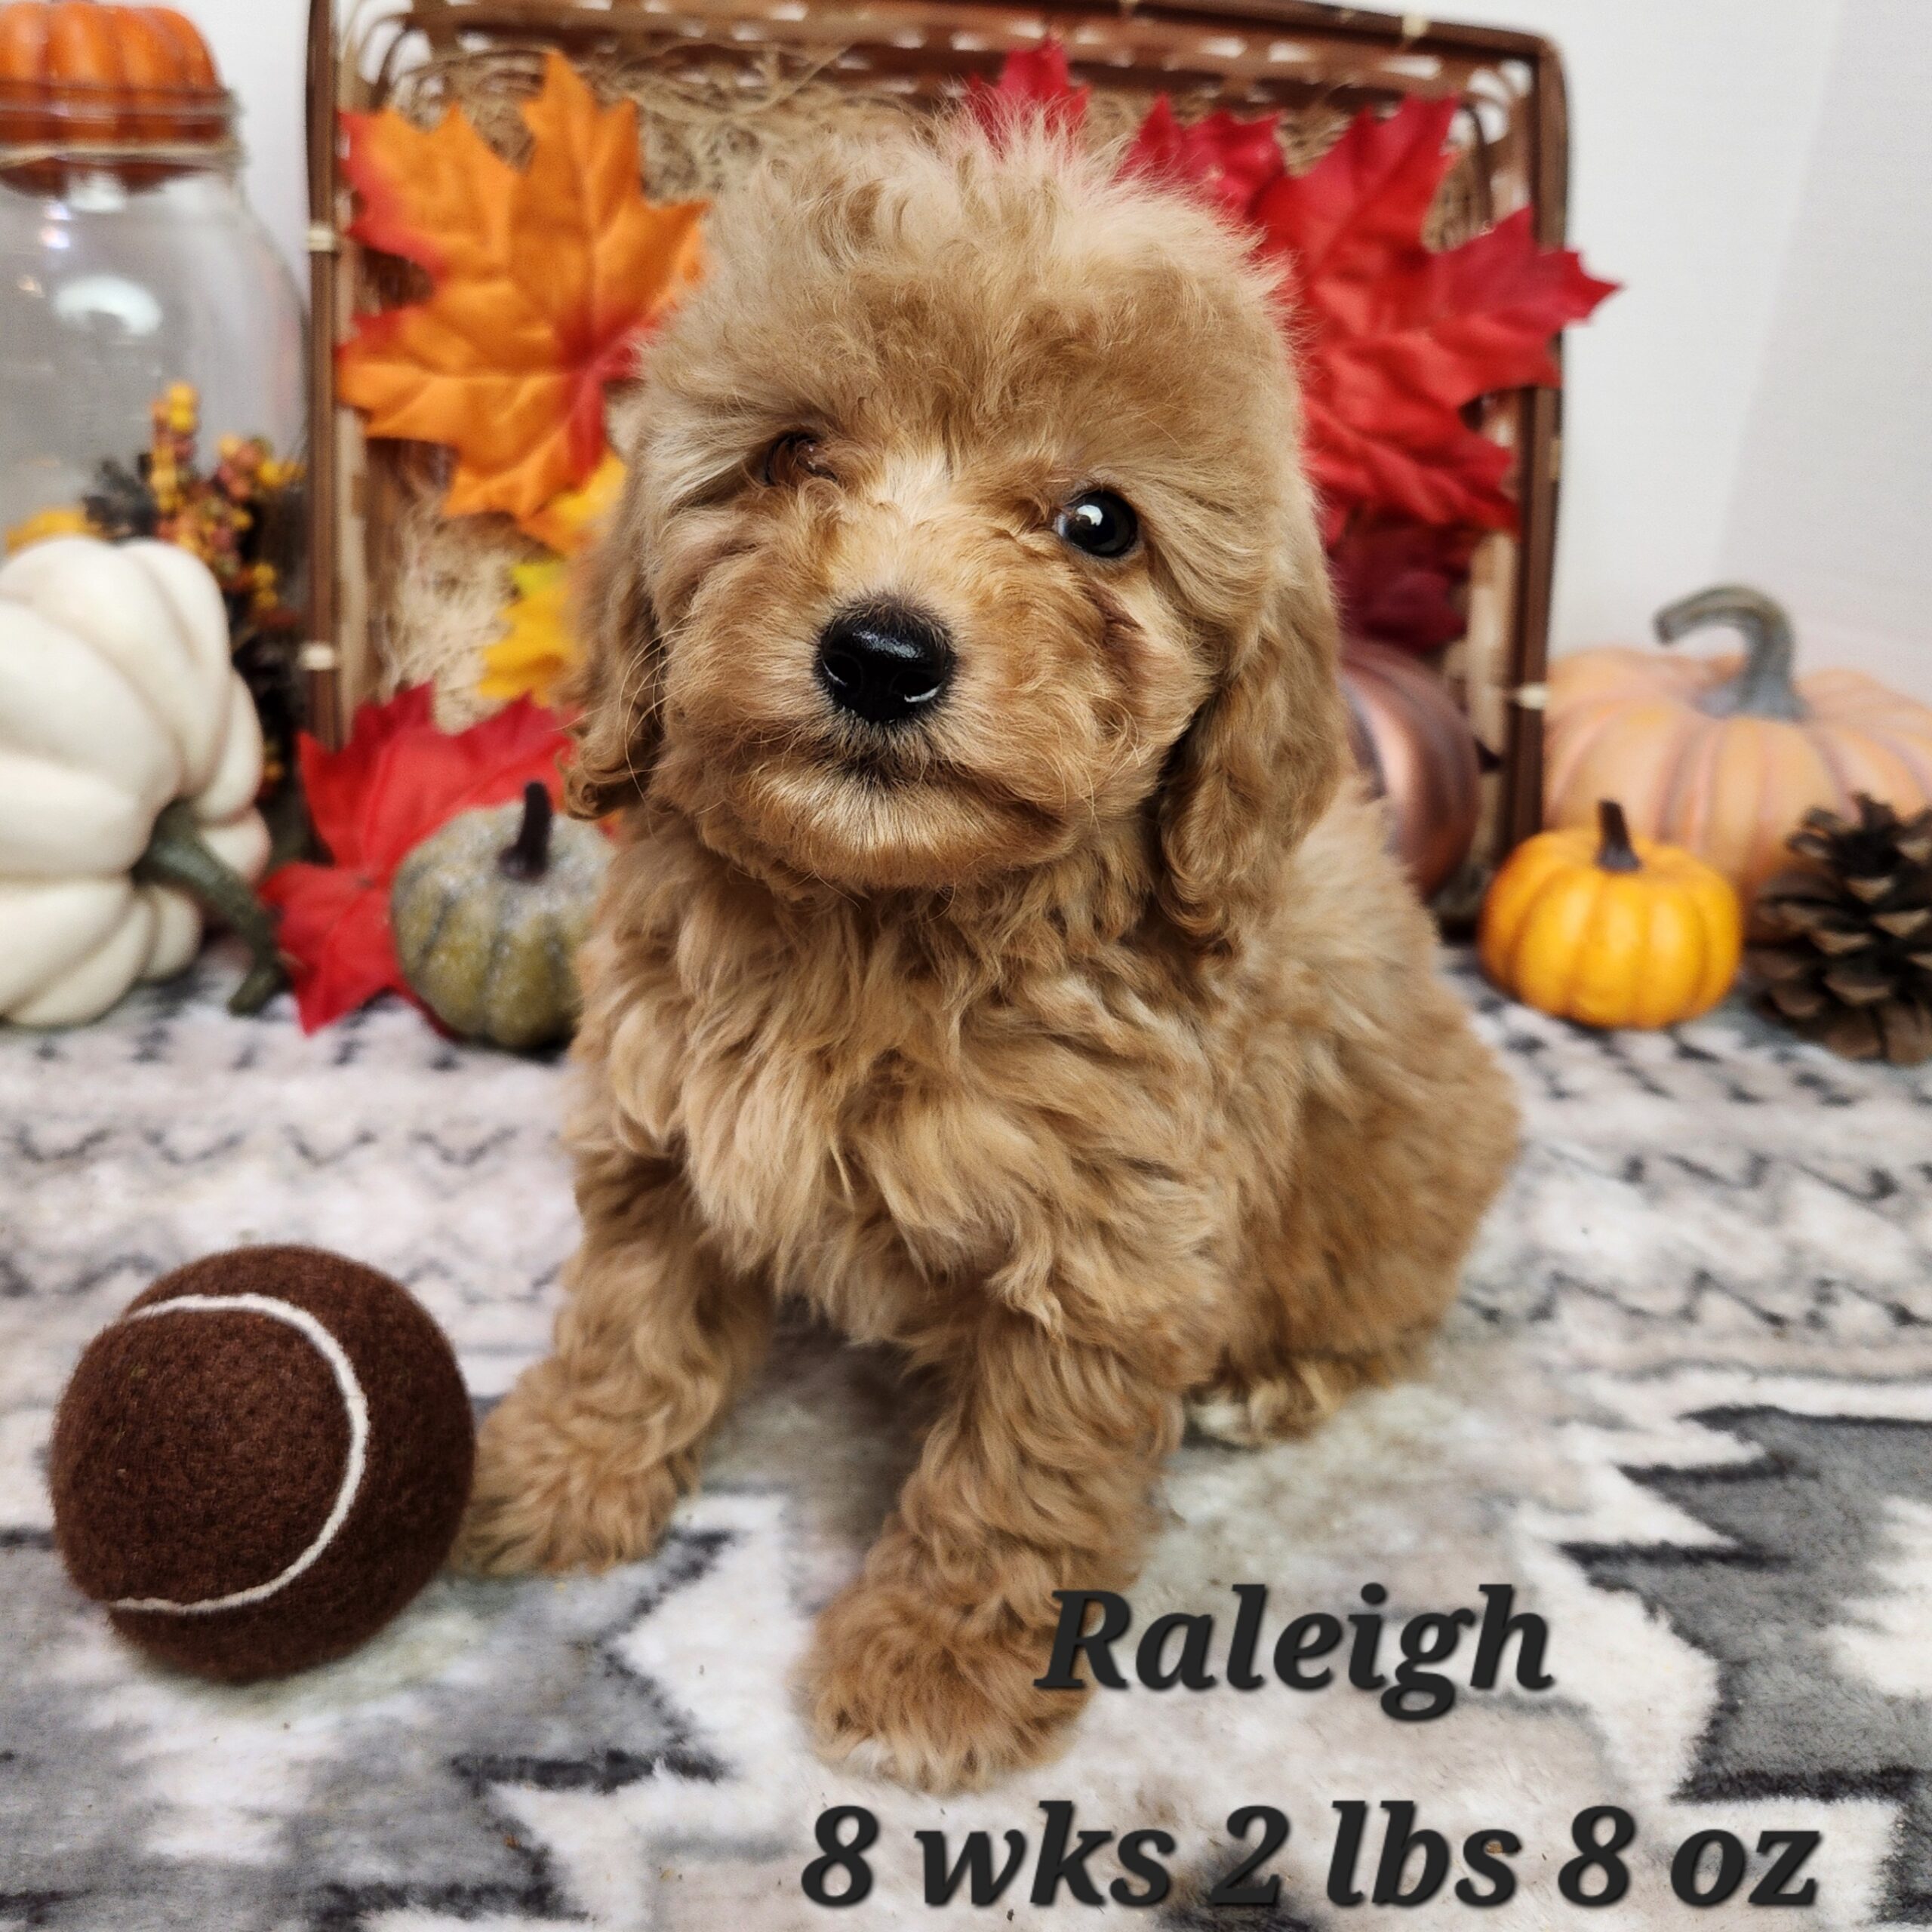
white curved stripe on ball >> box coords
[106,1294,371,1617]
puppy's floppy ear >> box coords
[1155,554,1349,954]
[563,503,665,822]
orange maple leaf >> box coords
[338,54,703,525]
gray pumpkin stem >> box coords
[499,782,553,881]
[134,800,285,1015]
[1654,585,1807,721]
[1595,799,1642,873]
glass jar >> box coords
[0,122,305,544]
[1,41,309,777]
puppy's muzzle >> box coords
[817,602,954,728]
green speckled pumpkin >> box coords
[391,784,608,1051]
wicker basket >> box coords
[303,0,1572,861]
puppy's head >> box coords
[574,121,1346,943]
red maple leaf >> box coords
[1251,98,1617,534]
[1327,514,1481,653]
[974,52,1614,541]
[261,688,570,1032]
[1120,97,1284,221]
[964,42,1088,140]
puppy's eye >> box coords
[1054,490,1140,559]
[763,432,832,488]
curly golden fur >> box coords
[457,120,1519,1791]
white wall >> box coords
[1718,0,1931,701]
[1426,0,1841,651]
[181,0,1930,697]
[1429,0,1929,697]
[180,0,308,289]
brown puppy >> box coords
[457,120,1519,1791]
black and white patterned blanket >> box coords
[3,955,1930,1930]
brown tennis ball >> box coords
[48,1245,474,1681]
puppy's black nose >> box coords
[816,605,953,726]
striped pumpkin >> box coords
[1544,586,1932,910]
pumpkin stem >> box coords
[1595,799,1643,873]
[499,782,553,881]
[134,801,285,1016]
[1654,586,1807,721]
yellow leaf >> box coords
[478,558,580,708]
[518,451,626,555]
[5,504,98,554]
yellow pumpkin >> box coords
[1480,801,1742,1029]
[1545,586,1932,907]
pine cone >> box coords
[1749,796,1932,1063]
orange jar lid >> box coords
[0,2,230,155]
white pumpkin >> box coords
[0,537,276,1026]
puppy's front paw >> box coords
[803,1581,1081,1791]
[454,1364,681,1577]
